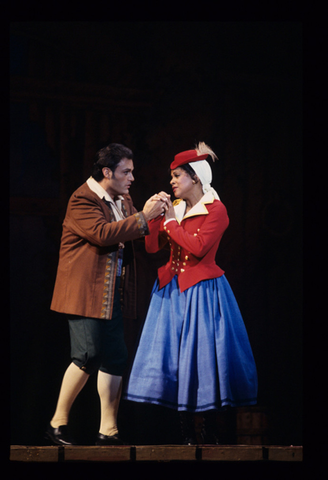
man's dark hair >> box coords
[92,143,134,182]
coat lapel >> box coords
[174,191,214,223]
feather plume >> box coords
[195,142,218,162]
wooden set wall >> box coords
[10,30,302,447]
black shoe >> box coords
[201,410,221,445]
[179,412,197,445]
[202,431,220,445]
[182,435,197,446]
[45,423,77,446]
[95,433,125,445]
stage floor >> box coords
[10,444,303,462]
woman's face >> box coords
[170,168,194,198]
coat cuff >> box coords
[134,212,150,236]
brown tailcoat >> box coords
[50,182,148,319]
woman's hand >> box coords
[142,192,171,221]
[164,197,176,222]
[155,191,171,208]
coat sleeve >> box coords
[144,215,169,253]
[164,202,229,257]
[66,192,148,247]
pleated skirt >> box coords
[123,275,258,412]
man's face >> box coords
[106,158,135,198]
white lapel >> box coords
[174,191,214,223]
[174,200,187,223]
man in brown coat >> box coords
[46,143,169,445]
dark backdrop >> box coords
[10,21,302,446]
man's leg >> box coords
[95,278,127,445]
[50,362,89,428]
[97,370,122,437]
[50,315,102,428]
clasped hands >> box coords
[142,191,175,222]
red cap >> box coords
[170,150,208,170]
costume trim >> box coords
[134,212,149,236]
[124,392,257,412]
[100,251,119,320]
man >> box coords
[47,143,168,445]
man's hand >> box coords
[142,192,170,221]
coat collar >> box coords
[86,177,125,221]
[86,177,124,204]
[174,191,215,223]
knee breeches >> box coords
[67,279,128,376]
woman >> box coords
[123,142,258,444]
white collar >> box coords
[87,177,125,222]
[174,191,215,222]
[86,177,124,204]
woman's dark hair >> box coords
[92,143,134,181]
[171,163,198,181]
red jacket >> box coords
[145,193,229,292]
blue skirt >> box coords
[123,275,258,412]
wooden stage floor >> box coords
[10,444,303,463]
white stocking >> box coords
[97,371,122,436]
[51,362,89,428]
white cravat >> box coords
[86,177,125,274]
